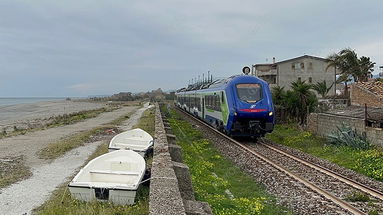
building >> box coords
[252,55,338,96]
[351,81,383,107]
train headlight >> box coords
[269,111,273,116]
[234,112,237,116]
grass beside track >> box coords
[34,107,155,215]
[167,108,292,215]
[267,124,383,182]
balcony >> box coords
[256,69,277,76]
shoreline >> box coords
[0,100,107,132]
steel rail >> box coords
[259,141,383,201]
[175,107,365,215]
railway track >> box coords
[175,106,383,215]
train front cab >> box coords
[229,80,275,137]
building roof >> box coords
[355,81,383,100]
[276,55,328,64]
[253,55,328,66]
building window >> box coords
[291,63,295,69]
[298,77,302,82]
[308,62,313,69]
[309,77,312,83]
[300,62,304,69]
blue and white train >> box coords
[175,74,275,137]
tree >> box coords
[358,56,375,82]
[327,48,376,84]
[327,48,359,97]
[271,86,285,106]
[312,80,333,98]
[290,80,317,125]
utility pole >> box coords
[334,67,337,96]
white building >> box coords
[252,55,339,96]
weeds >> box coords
[345,191,370,202]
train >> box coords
[175,74,275,138]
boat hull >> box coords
[69,186,137,205]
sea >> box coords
[0,97,66,107]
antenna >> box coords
[208,71,210,83]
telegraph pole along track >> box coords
[173,105,383,215]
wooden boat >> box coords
[108,128,153,156]
[68,150,146,205]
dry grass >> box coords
[132,107,155,136]
[0,156,32,189]
[37,126,114,160]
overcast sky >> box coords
[0,0,382,97]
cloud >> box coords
[0,0,382,96]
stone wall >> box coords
[149,103,212,215]
[350,84,383,108]
[307,113,383,147]
[366,127,383,147]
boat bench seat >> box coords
[90,170,140,176]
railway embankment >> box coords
[149,103,212,215]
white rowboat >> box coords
[68,150,146,205]
[108,128,153,156]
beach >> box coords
[0,100,106,132]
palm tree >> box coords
[358,56,375,82]
[271,86,285,106]
[290,80,316,125]
[326,48,359,97]
[312,80,333,98]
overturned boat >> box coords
[108,128,153,156]
[68,150,146,205]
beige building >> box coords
[252,55,338,96]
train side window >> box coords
[221,91,224,103]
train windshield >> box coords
[236,83,262,103]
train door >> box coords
[202,97,205,119]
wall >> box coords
[350,85,383,108]
[307,113,383,147]
[149,103,212,215]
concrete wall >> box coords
[307,113,383,147]
[150,104,186,215]
[149,103,212,215]
[350,84,383,108]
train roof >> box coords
[176,75,266,93]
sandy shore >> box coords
[0,103,152,215]
[0,100,106,132]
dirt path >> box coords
[0,104,152,215]
[0,106,137,168]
